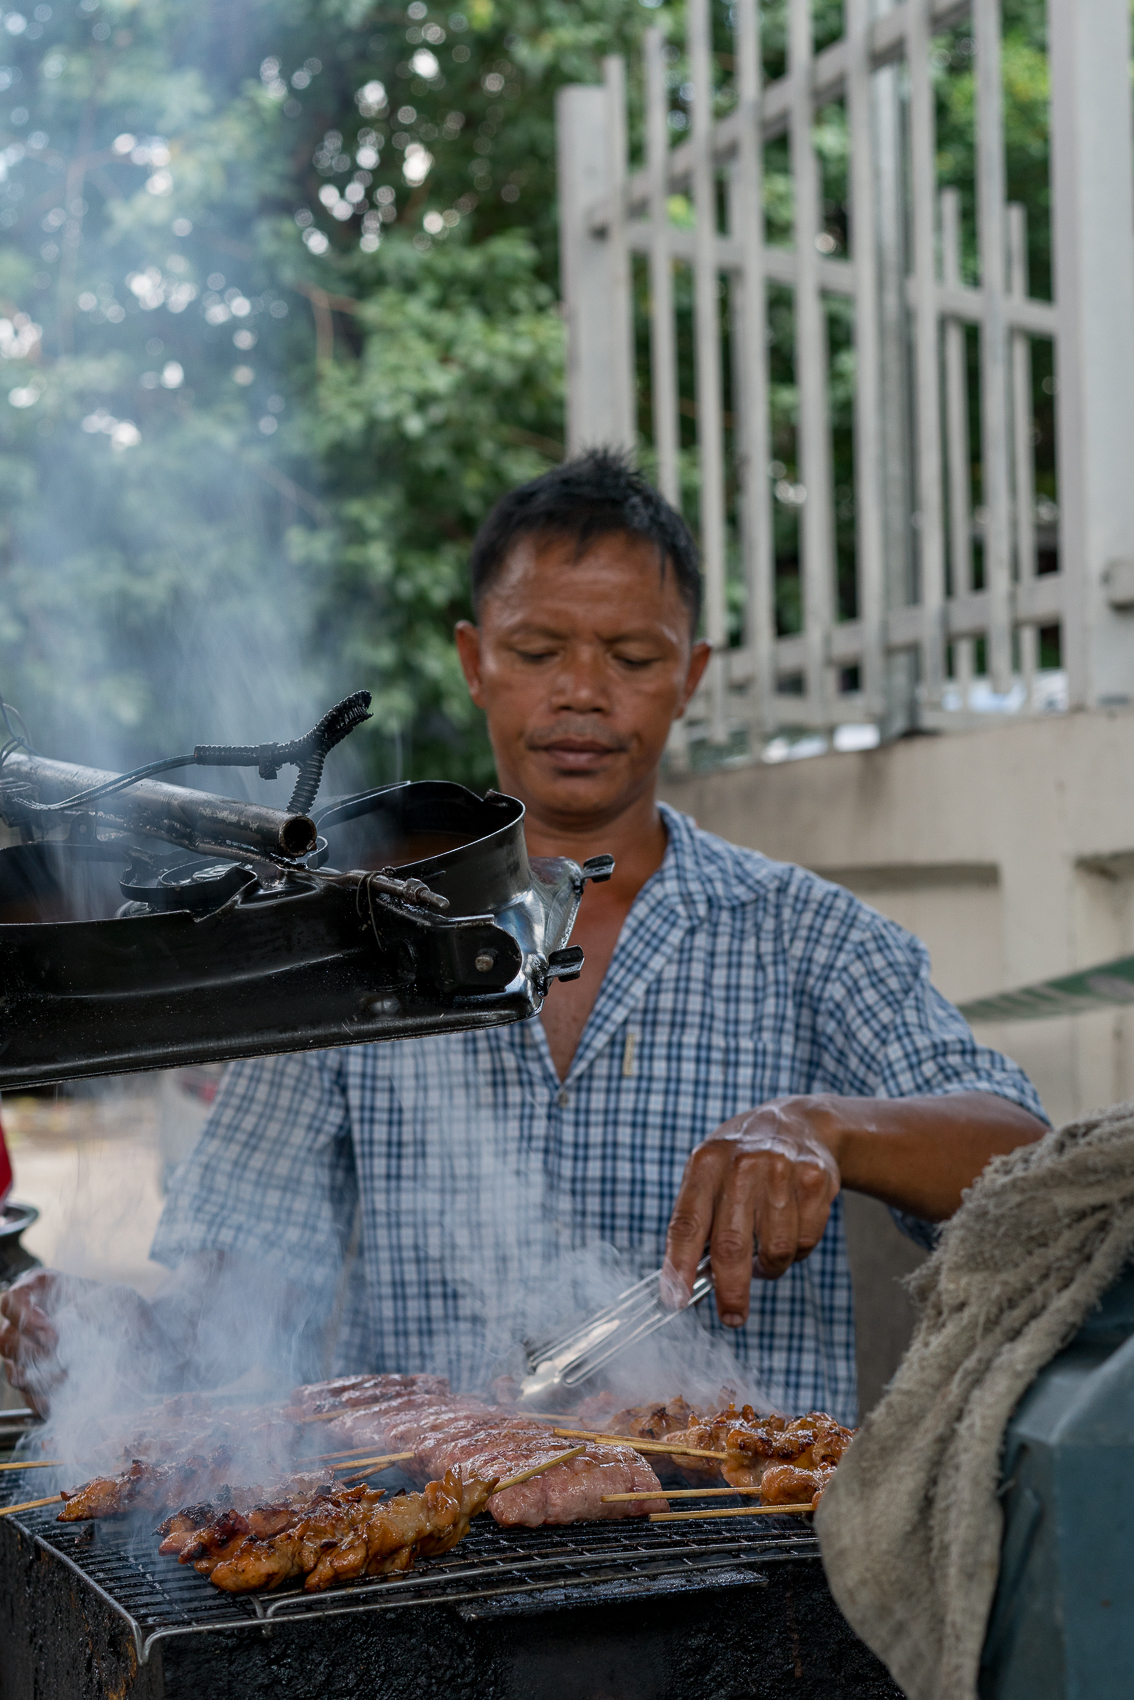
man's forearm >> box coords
[814,1090,1046,1220]
[664,1089,1047,1325]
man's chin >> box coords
[519,757,631,819]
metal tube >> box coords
[1049,0,1134,710]
[730,0,775,740]
[688,0,729,744]
[974,0,1013,692]
[845,0,885,722]
[602,54,637,455]
[1,752,317,859]
[789,0,836,726]
[942,186,974,705]
[645,28,680,509]
[1008,201,1037,709]
[907,0,946,707]
[1008,202,1036,587]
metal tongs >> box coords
[518,1257,714,1408]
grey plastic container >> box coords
[980,1262,1134,1699]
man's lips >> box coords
[529,738,626,771]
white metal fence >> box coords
[557,0,1134,758]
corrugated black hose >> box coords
[28,691,374,814]
[193,690,374,813]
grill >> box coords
[0,1477,903,1700]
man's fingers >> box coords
[748,1152,801,1282]
[791,1159,837,1261]
[707,1148,779,1325]
[663,1144,727,1309]
[0,1278,60,1397]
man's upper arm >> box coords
[793,885,1047,1246]
[790,879,1046,1122]
[150,1049,358,1314]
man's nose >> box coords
[551,646,610,711]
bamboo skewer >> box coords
[0,1459,61,1472]
[310,1445,402,1463]
[332,1451,414,1475]
[552,1429,727,1461]
[338,1455,418,1485]
[490,1446,586,1496]
[0,1494,62,1517]
[294,1402,394,1424]
[603,1486,765,1502]
[649,1503,813,1522]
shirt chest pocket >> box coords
[615,1029,769,1145]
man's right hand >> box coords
[0,1270,66,1413]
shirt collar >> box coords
[653,799,775,920]
[541,803,707,1085]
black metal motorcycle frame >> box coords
[0,774,609,1090]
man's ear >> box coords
[454,621,486,709]
[676,640,714,718]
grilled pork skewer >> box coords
[58,1458,329,1522]
[285,1372,450,1418]
[334,1400,669,1525]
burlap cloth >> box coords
[815,1101,1134,1700]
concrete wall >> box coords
[661,706,1134,1408]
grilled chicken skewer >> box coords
[158,1469,494,1593]
[157,1451,586,1596]
[57,1456,330,1522]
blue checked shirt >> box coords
[151,804,1045,1426]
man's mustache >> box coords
[525,724,630,753]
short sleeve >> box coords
[795,884,1047,1244]
[800,891,1046,1117]
[150,1049,358,1318]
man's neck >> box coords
[519,787,670,1080]
[520,788,669,906]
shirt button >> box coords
[556,1088,569,1108]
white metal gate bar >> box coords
[688,0,729,744]
[1008,201,1037,701]
[941,187,974,704]
[645,29,680,510]
[974,0,1013,694]
[557,0,1134,750]
[845,0,886,725]
[908,0,947,710]
[790,0,837,726]
[602,53,635,459]
[728,0,775,737]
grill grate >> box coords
[2,1471,818,1667]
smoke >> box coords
[20,1083,783,1484]
[360,1083,780,1416]
[0,0,398,800]
[25,1249,325,1478]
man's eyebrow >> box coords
[501,619,671,644]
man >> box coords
[0,451,1046,1425]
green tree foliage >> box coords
[0,0,1057,785]
[0,0,644,785]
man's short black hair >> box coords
[468,447,702,628]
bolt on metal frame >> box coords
[556,0,1134,755]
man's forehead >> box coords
[488,529,683,604]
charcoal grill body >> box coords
[0,1499,901,1700]
[0,782,596,1090]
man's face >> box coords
[455,530,711,830]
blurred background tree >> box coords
[0,0,1053,788]
[0,0,645,789]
